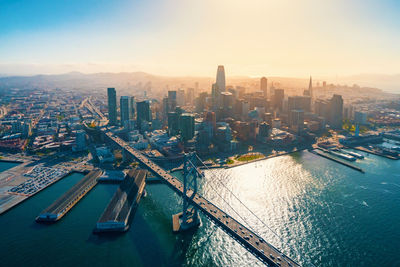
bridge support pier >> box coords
[172,152,201,233]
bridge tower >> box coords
[172,152,201,232]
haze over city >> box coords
[1,1,400,267]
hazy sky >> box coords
[1,0,399,77]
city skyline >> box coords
[1,0,400,78]
[2,1,400,267]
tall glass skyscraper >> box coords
[107,87,117,125]
[136,100,151,130]
[120,96,133,127]
[216,65,226,92]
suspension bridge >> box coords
[83,98,302,266]
[103,130,300,267]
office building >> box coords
[195,92,207,113]
[120,96,133,127]
[177,89,185,106]
[315,99,330,119]
[216,65,226,93]
[288,96,311,113]
[136,101,151,130]
[107,88,117,125]
[272,89,284,111]
[179,113,195,141]
[260,77,268,98]
[329,94,343,129]
[168,91,177,111]
[130,96,135,119]
[168,112,179,136]
[186,87,195,105]
[290,110,304,133]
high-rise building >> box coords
[136,100,151,130]
[107,88,117,125]
[168,90,177,111]
[120,96,133,127]
[242,101,250,118]
[289,110,304,133]
[308,76,313,99]
[195,92,208,113]
[211,83,221,110]
[315,99,330,119]
[179,113,195,141]
[130,96,135,119]
[329,94,343,129]
[258,122,271,142]
[168,112,179,136]
[204,111,216,132]
[216,65,226,93]
[272,89,284,111]
[186,87,195,105]
[288,96,311,113]
[260,77,268,98]
[177,89,185,106]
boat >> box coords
[329,151,356,162]
[342,150,364,159]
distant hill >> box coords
[333,74,400,93]
[0,71,398,94]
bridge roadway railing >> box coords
[104,130,300,267]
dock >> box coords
[36,169,102,222]
[94,168,147,233]
[350,146,400,160]
[310,149,364,173]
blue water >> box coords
[0,151,399,266]
[0,161,20,172]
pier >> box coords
[310,149,364,173]
[94,168,147,233]
[350,146,400,160]
[36,169,102,222]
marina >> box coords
[310,149,364,173]
[36,169,103,222]
[350,146,400,160]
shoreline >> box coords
[171,147,309,172]
[0,158,25,164]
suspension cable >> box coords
[194,154,315,267]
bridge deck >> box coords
[105,131,300,267]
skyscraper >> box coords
[260,77,268,98]
[216,65,226,93]
[288,96,311,113]
[137,100,151,130]
[107,88,117,125]
[177,89,185,106]
[130,96,135,119]
[289,110,304,133]
[167,112,179,136]
[272,89,284,111]
[120,96,133,127]
[179,113,195,141]
[308,76,313,99]
[168,90,177,111]
[329,94,343,129]
[211,83,220,110]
